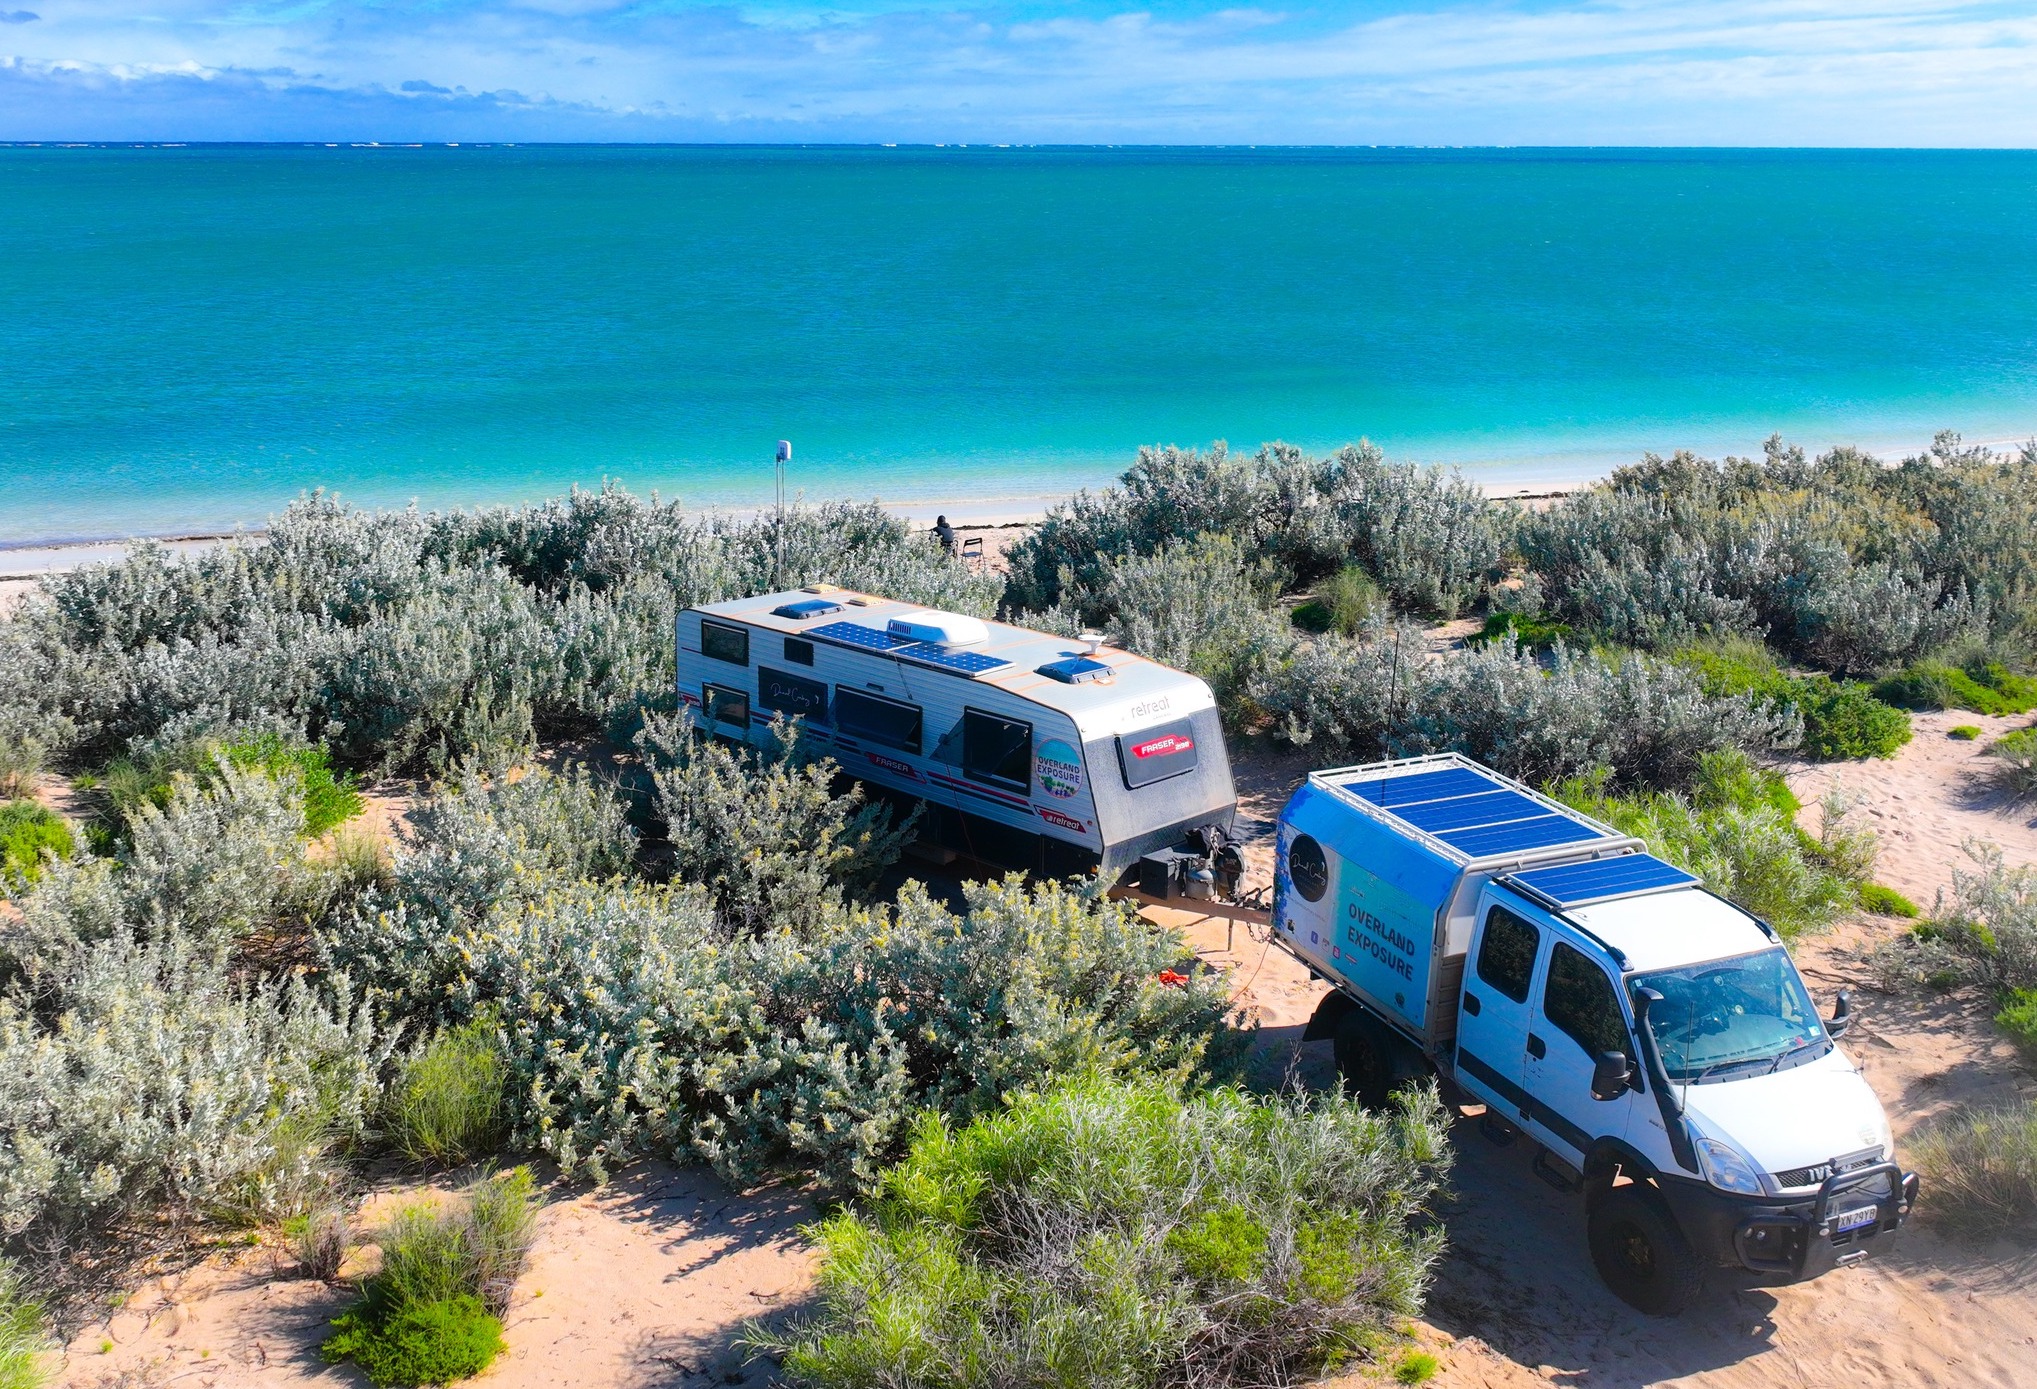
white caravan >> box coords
[674,586,1237,879]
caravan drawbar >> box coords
[674,586,1237,879]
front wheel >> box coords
[1587,1184,1704,1316]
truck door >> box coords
[1453,901,1544,1124]
[1522,936,1637,1166]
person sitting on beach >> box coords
[934,515,956,556]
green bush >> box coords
[1859,883,1920,918]
[1395,1350,1440,1385]
[0,1260,52,1389]
[1870,845,2037,1000]
[1292,565,1386,637]
[325,1295,502,1388]
[1875,661,2037,716]
[1950,725,1983,740]
[1552,750,1863,938]
[749,1076,1452,1389]
[1471,610,1575,651]
[0,800,73,886]
[1796,680,1912,760]
[385,1021,509,1168]
[1995,990,2037,1061]
[217,732,364,837]
[1987,728,2037,800]
[1907,1099,2037,1232]
[322,1169,536,1387]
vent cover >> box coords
[1036,656,1114,684]
[773,598,845,620]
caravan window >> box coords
[784,637,815,666]
[1116,718,1200,789]
[835,688,922,753]
[963,709,1032,791]
[703,684,750,729]
[759,667,829,724]
[701,620,749,666]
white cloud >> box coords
[2,1,2033,142]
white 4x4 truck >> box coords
[1273,754,1917,1315]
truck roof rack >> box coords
[1308,753,1619,864]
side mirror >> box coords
[1827,989,1853,1039]
[1591,1051,1634,1101]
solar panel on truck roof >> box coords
[1511,854,1698,907]
[1334,762,1611,859]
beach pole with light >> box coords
[775,439,791,587]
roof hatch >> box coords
[887,610,990,647]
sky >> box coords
[0,2,2033,145]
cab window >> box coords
[1543,941,1629,1059]
[1475,905,1539,1004]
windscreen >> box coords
[1635,948,1827,1082]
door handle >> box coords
[1461,992,1482,1016]
[1526,1033,1547,1059]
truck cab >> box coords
[1275,754,1916,1315]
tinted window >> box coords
[759,667,829,724]
[1544,942,1629,1059]
[835,688,922,753]
[1288,833,1329,903]
[701,620,749,666]
[784,637,815,666]
[1117,718,1201,789]
[703,683,750,729]
[963,709,1032,790]
[1476,905,1540,1004]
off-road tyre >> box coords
[1332,1013,1395,1110]
[1587,1183,1704,1316]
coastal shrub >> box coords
[1950,725,1983,741]
[1255,629,1793,790]
[323,1169,535,1387]
[0,736,40,802]
[0,1260,51,1389]
[1874,845,2037,1002]
[1986,728,2037,800]
[1395,1351,1441,1386]
[0,935,391,1244]
[1001,441,1507,619]
[1517,435,2033,672]
[284,1203,351,1282]
[1084,535,1296,729]
[1995,991,2037,1062]
[1859,883,1920,919]
[0,802,72,888]
[1794,680,1912,761]
[384,1021,509,1169]
[0,490,991,776]
[638,712,913,937]
[1907,1099,2037,1232]
[1551,750,1864,937]
[1875,660,2037,716]
[1291,564,1385,636]
[1472,610,1575,651]
[323,872,1240,1192]
[749,1076,1452,1389]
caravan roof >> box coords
[689,587,1215,740]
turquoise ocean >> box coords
[3,145,2035,544]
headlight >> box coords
[1694,1137,1767,1196]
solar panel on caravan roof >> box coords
[1512,854,1699,907]
[810,620,909,651]
[896,643,1011,676]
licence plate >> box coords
[1833,1204,1879,1233]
